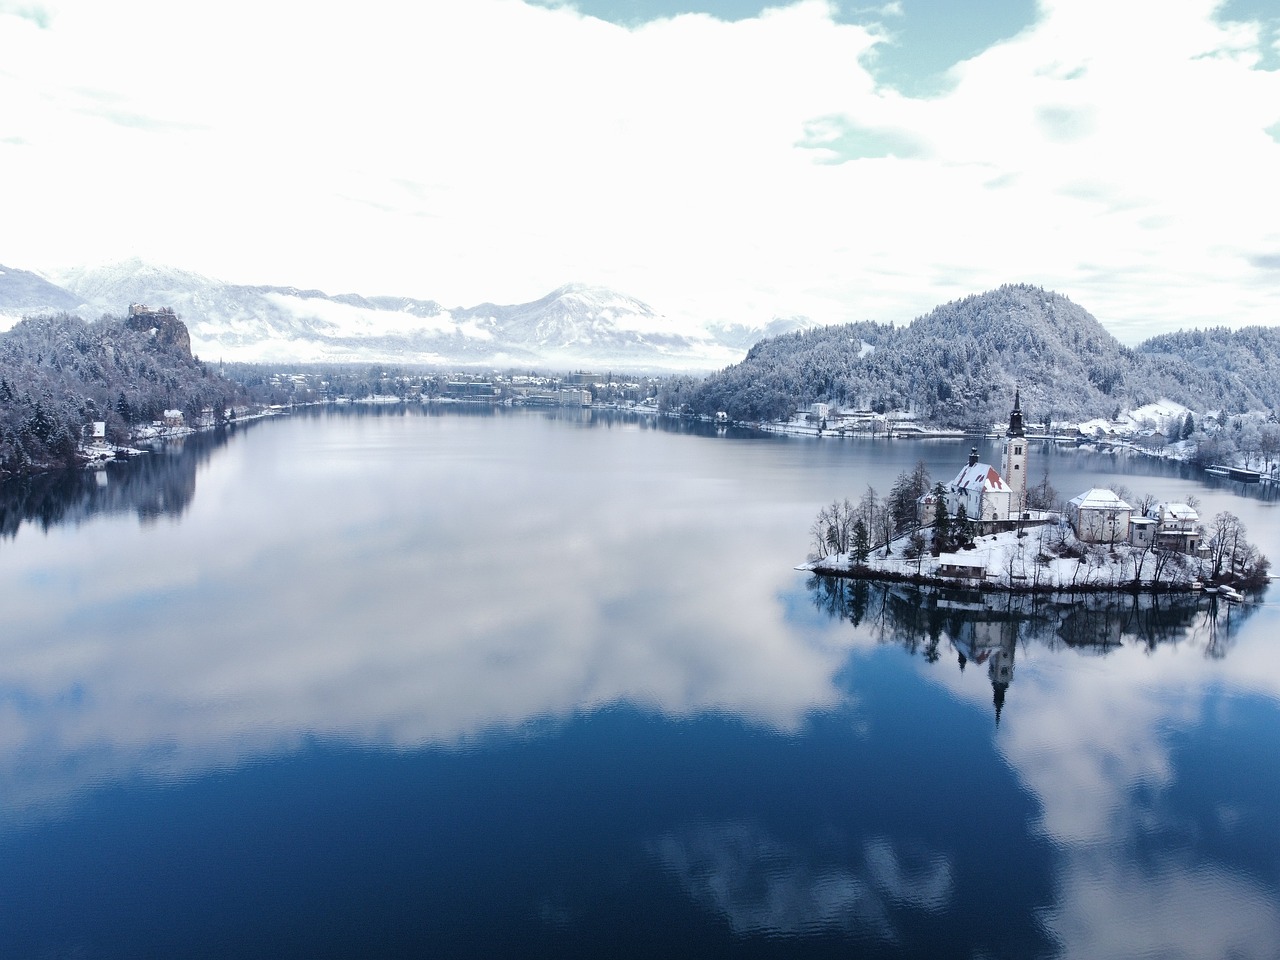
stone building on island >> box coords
[1067,488,1133,544]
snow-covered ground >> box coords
[807,518,1207,592]
[1075,399,1191,439]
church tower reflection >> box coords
[949,611,1018,724]
[808,577,1249,729]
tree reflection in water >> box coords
[0,424,243,540]
[807,575,1258,720]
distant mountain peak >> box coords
[14,260,753,370]
[548,282,612,298]
[0,264,85,319]
[526,283,657,314]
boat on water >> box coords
[1206,464,1262,483]
[1218,586,1245,602]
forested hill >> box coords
[0,311,242,478]
[664,285,1280,425]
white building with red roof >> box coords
[948,448,1015,524]
[918,393,1026,530]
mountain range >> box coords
[0,261,807,371]
[5,265,1278,425]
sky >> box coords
[1,0,1279,343]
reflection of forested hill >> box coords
[0,428,237,539]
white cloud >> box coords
[1045,853,1280,960]
[1,0,1278,338]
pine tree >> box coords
[954,502,970,548]
[931,483,951,554]
[852,519,870,564]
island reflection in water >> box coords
[809,575,1259,719]
[1,408,1278,959]
[807,575,1280,959]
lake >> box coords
[2,406,1278,959]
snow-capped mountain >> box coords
[0,264,83,330]
[706,315,813,351]
[17,261,800,370]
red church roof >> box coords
[950,462,1012,493]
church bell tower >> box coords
[1002,388,1027,516]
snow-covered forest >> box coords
[660,285,1280,426]
[0,311,242,477]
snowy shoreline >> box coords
[71,408,290,472]
[803,518,1230,596]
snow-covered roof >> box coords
[1069,488,1133,510]
[950,462,1010,493]
[1077,418,1114,435]
[1149,502,1199,522]
[936,553,987,569]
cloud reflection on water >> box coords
[900,594,1280,960]
[0,411,862,820]
[650,821,952,941]
[3,409,1279,958]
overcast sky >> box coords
[2,0,1278,342]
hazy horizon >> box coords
[3,0,1279,343]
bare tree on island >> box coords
[809,498,856,562]
[1204,511,1271,588]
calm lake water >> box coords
[2,406,1278,959]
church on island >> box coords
[919,390,1030,532]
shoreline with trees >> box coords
[806,462,1270,597]
[0,310,245,481]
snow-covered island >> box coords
[803,392,1270,597]
[806,519,1222,594]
